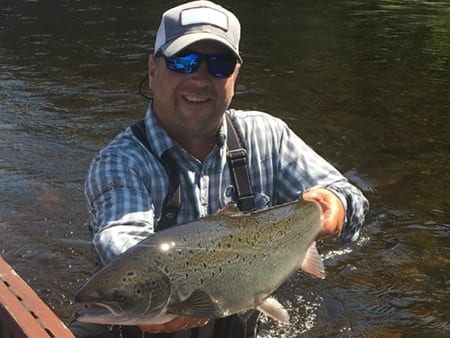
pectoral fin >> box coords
[168,289,221,318]
[256,297,289,324]
[301,241,325,279]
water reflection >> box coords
[1,0,449,336]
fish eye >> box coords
[112,289,128,302]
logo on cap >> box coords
[181,7,229,31]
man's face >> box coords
[148,40,240,140]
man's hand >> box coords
[303,188,345,239]
[139,316,209,334]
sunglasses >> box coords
[157,50,238,78]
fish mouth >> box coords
[75,302,124,323]
[75,302,177,326]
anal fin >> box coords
[256,297,289,324]
[301,241,325,279]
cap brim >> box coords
[160,32,243,63]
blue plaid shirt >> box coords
[85,106,369,265]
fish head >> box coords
[75,261,172,325]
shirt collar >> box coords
[144,105,177,158]
[144,104,228,159]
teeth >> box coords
[184,95,208,103]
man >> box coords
[71,1,369,337]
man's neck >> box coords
[171,133,216,162]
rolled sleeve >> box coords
[85,141,157,264]
[93,222,152,266]
[326,181,369,241]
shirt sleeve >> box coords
[275,120,369,241]
[84,145,156,265]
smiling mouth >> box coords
[183,95,210,103]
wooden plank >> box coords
[0,280,38,338]
[0,257,75,338]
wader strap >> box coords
[212,316,232,338]
[189,328,200,338]
[130,120,153,156]
[158,151,181,230]
[130,120,181,230]
[225,114,255,212]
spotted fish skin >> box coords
[75,198,324,326]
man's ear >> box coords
[235,62,241,75]
[233,62,241,91]
[148,54,157,89]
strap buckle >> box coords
[228,149,248,166]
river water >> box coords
[1,0,448,336]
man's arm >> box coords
[272,118,369,241]
[85,145,157,265]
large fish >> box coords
[75,197,325,325]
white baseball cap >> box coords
[154,1,242,62]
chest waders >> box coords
[128,114,260,338]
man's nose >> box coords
[191,61,211,79]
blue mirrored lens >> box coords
[207,55,236,78]
[166,53,200,74]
